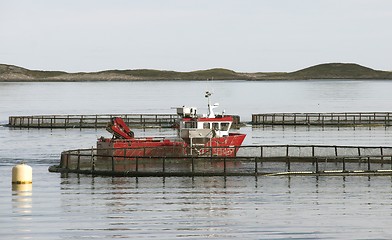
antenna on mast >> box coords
[205,91,218,118]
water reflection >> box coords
[50,173,392,239]
[12,184,33,237]
[12,184,32,214]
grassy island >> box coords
[1,63,392,81]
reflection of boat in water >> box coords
[97,91,246,158]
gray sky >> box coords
[1,0,391,72]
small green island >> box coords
[1,63,392,81]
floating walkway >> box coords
[7,112,392,129]
[49,144,392,177]
[252,112,392,126]
[8,114,179,129]
[8,114,242,129]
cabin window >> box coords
[221,123,229,131]
[212,123,219,130]
[185,121,197,128]
[203,122,210,129]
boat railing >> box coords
[54,144,392,176]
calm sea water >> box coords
[1,80,392,239]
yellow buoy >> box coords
[12,163,32,184]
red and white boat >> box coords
[97,91,246,157]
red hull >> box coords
[190,133,246,156]
[97,133,246,158]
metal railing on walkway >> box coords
[252,112,392,126]
[49,144,392,177]
[8,114,242,129]
[8,114,178,128]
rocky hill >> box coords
[1,63,391,81]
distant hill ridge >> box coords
[1,63,391,81]
[288,63,389,79]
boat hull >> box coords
[188,133,246,156]
[97,133,246,158]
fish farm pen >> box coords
[8,114,242,128]
[252,112,392,126]
[8,114,179,128]
[49,145,392,177]
[7,112,392,128]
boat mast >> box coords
[205,91,215,118]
